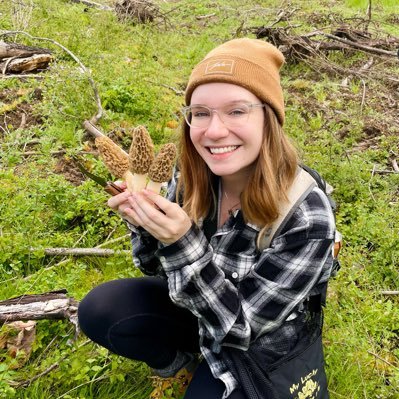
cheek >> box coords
[189,129,202,149]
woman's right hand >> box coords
[107,183,138,226]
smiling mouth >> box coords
[208,145,239,154]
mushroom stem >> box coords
[145,180,163,195]
[123,170,135,193]
[132,173,148,192]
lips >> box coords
[208,145,239,154]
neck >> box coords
[220,175,247,199]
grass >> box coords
[0,0,398,398]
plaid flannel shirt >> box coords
[129,174,335,398]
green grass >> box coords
[0,0,398,398]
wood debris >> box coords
[0,41,52,75]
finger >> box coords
[141,189,176,214]
[107,191,132,210]
[114,180,127,189]
[128,193,167,227]
[121,207,139,226]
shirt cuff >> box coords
[157,223,210,272]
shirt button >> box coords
[232,272,238,279]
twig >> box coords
[8,339,91,388]
[317,31,398,57]
[196,13,216,20]
[30,247,131,257]
[18,234,130,283]
[367,350,398,369]
[0,73,45,79]
[144,79,184,95]
[380,290,399,295]
[21,150,97,156]
[366,0,372,30]
[392,159,399,172]
[372,169,398,175]
[9,363,59,388]
[360,79,366,113]
[83,119,106,138]
[2,55,18,74]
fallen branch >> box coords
[316,31,398,58]
[10,234,131,284]
[0,40,51,60]
[21,149,97,157]
[82,120,129,156]
[0,53,52,74]
[0,290,78,325]
[30,247,131,257]
[83,119,107,138]
[0,73,45,79]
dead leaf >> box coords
[0,320,36,369]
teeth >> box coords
[209,146,238,154]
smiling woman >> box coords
[186,83,266,189]
[78,38,336,399]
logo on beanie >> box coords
[205,59,235,75]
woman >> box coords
[78,38,335,399]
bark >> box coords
[0,53,52,74]
[32,247,131,257]
[0,290,78,324]
[0,41,51,60]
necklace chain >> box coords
[224,190,241,213]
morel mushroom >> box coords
[95,136,134,190]
[146,143,177,194]
[128,125,155,192]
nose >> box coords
[204,111,229,139]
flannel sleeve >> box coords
[127,223,164,276]
[156,188,335,351]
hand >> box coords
[107,183,138,226]
[127,189,192,245]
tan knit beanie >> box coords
[185,38,285,125]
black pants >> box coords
[78,277,245,398]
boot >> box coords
[149,354,199,399]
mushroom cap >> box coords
[148,143,177,183]
[95,136,129,178]
[129,126,155,174]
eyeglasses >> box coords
[181,102,267,129]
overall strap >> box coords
[256,168,317,251]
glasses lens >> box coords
[183,103,255,128]
[221,103,250,127]
[184,106,211,128]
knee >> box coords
[78,282,115,340]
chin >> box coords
[208,166,240,177]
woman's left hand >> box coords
[127,189,192,245]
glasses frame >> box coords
[181,102,267,129]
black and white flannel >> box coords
[129,175,335,398]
